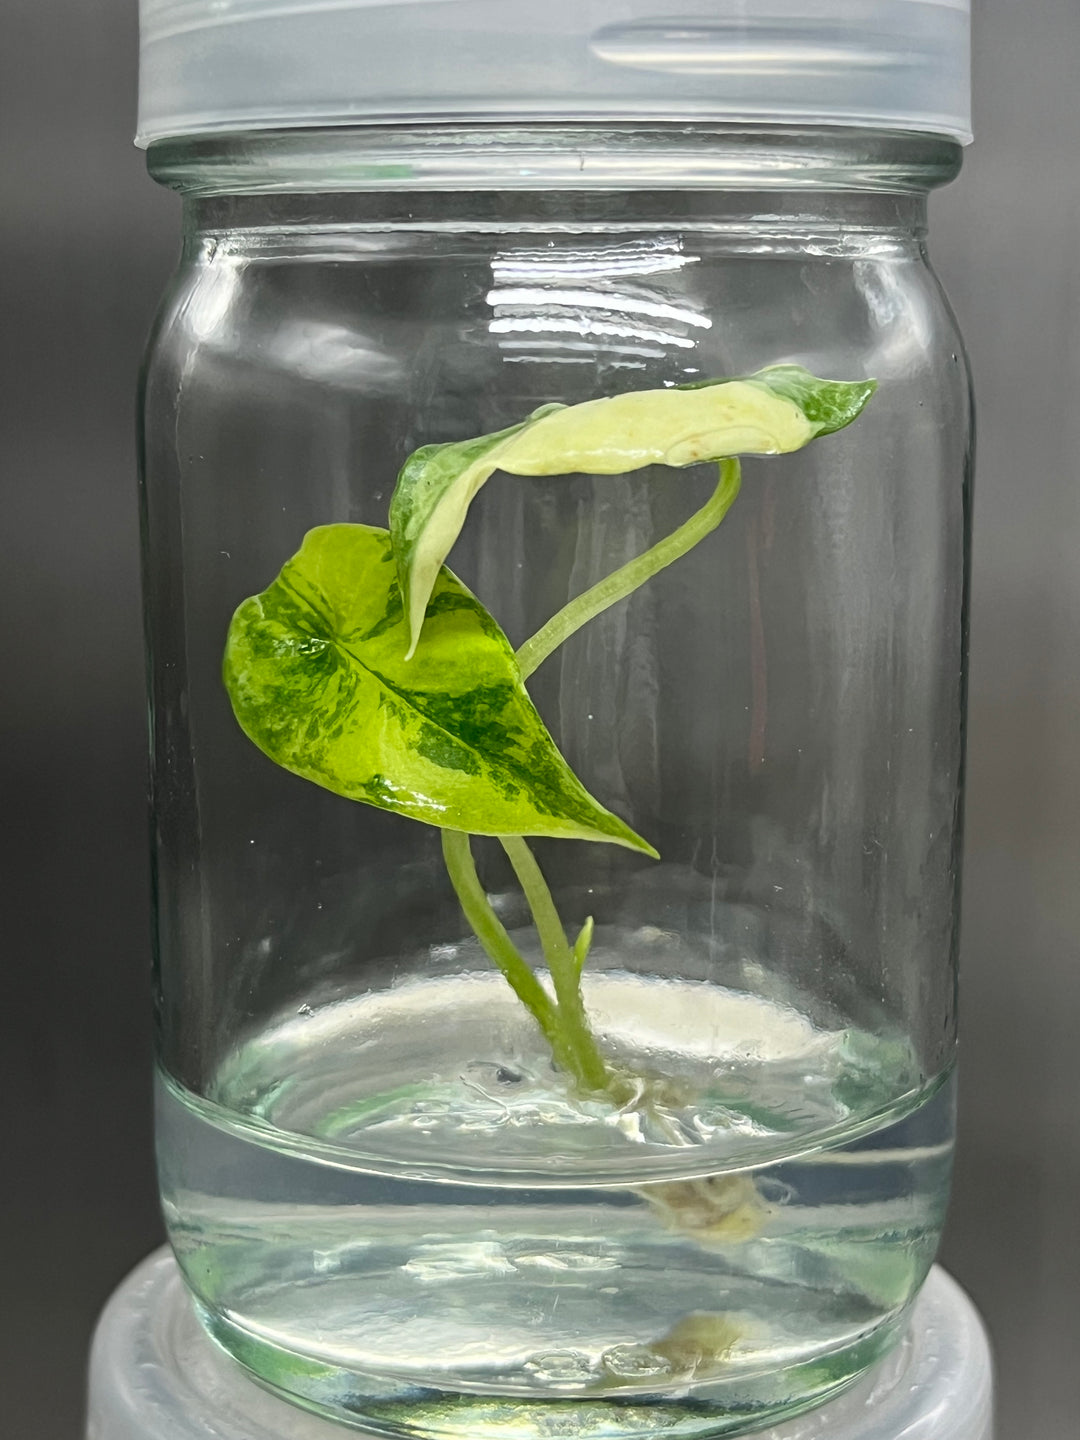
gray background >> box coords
[1,2,1077,1437]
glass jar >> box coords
[141,125,971,1440]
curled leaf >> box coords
[571,916,595,978]
[390,366,876,654]
[223,524,655,854]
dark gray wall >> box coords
[1,0,176,1428]
[931,6,1080,1435]
[1,3,1076,1437]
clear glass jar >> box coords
[142,127,970,1440]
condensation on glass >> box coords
[141,127,971,1440]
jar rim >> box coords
[147,123,963,198]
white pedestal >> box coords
[86,1249,994,1440]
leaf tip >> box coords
[745,365,877,438]
[401,588,426,660]
[625,832,660,861]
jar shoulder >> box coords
[143,227,970,418]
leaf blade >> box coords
[223,524,655,854]
[683,365,878,438]
[390,367,875,652]
[389,407,565,656]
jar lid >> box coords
[136,0,971,149]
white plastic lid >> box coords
[86,1250,994,1440]
[136,0,971,149]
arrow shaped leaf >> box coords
[389,366,876,654]
[223,524,655,854]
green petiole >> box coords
[440,829,573,1073]
[453,459,744,1099]
[516,457,742,679]
[500,837,610,1092]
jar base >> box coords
[198,1300,904,1440]
[87,1250,994,1440]
[156,983,955,1440]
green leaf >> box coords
[390,366,875,653]
[223,524,655,854]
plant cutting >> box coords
[223,365,875,1110]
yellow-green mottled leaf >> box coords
[222,524,654,853]
[390,366,876,654]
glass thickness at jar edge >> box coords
[142,127,970,1439]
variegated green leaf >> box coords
[223,524,655,854]
[388,405,565,659]
[679,365,877,437]
[390,366,876,654]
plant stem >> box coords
[516,458,742,679]
[443,459,745,1100]
[440,829,573,1072]
[500,836,610,1092]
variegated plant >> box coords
[224,366,875,1099]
